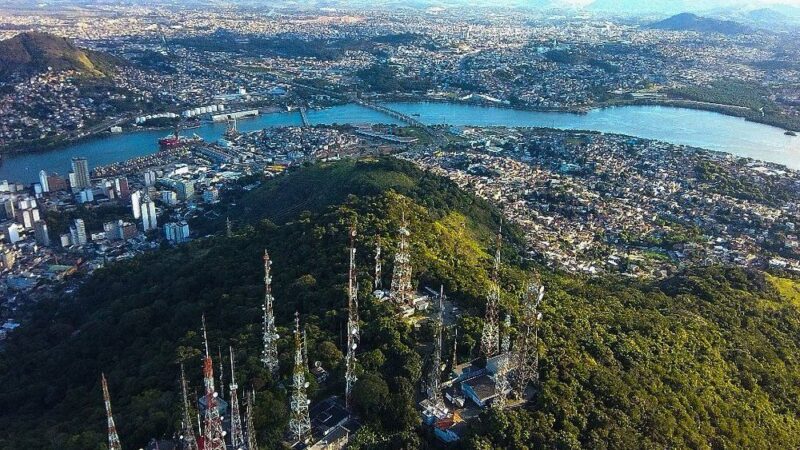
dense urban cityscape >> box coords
[1,1,800,449]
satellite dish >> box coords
[304,381,310,388]
[315,361,322,368]
[213,392,218,398]
[352,343,357,350]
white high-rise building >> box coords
[70,157,90,192]
[39,170,49,193]
[72,218,87,245]
[144,170,157,187]
[5,223,20,244]
[140,195,157,231]
[131,191,142,219]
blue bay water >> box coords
[1,102,797,183]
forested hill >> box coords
[0,32,121,81]
[2,158,800,449]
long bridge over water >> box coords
[299,106,310,127]
[242,66,444,144]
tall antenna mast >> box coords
[451,328,459,371]
[288,311,312,444]
[261,250,279,377]
[101,373,122,450]
[245,391,259,450]
[374,237,382,290]
[201,315,226,450]
[427,285,445,408]
[229,347,245,448]
[217,346,225,401]
[494,314,512,409]
[179,364,199,450]
[514,278,545,400]
[302,328,309,371]
[390,212,414,305]
[226,217,233,237]
[480,226,501,358]
[345,225,360,410]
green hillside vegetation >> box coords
[2,158,800,449]
[666,80,800,131]
[0,32,121,81]
[668,80,771,111]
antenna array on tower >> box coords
[514,278,545,400]
[228,346,245,448]
[261,250,280,376]
[179,364,199,450]
[201,316,227,450]
[345,226,360,410]
[480,227,502,358]
[389,213,414,305]
[289,312,312,444]
[427,285,445,408]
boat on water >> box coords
[786,130,797,137]
[158,130,202,150]
[158,122,204,150]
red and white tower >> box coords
[101,373,122,450]
[201,315,226,450]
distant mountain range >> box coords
[0,32,121,81]
[648,12,753,34]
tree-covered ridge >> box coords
[469,268,800,449]
[1,158,800,449]
[0,32,122,81]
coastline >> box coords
[372,94,800,132]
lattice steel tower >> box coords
[427,285,445,408]
[514,278,545,400]
[101,373,122,450]
[480,227,502,358]
[345,226,360,410]
[493,314,512,410]
[228,346,245,449]
[217,346,225,401]
[201,316,226,450]
[374,237,382,290]
[289,312,312,444]
[261,249,280,377]
[245,391,259,450]
[179,364,199,450]
[390,213,414,305]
